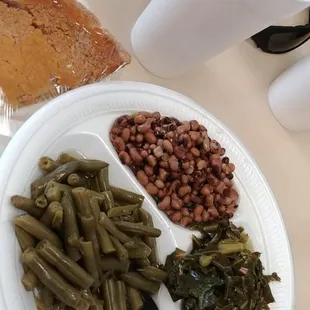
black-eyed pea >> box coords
[144,165,153,176]
[163,140,173,153]
[144,132,157,144]
[111,126,122,135]
[119,151,131,165]
[193,205,203,217]
[170,211,182,223]
[180,217,192,227]
[121,128,131,142]
[183,194,191,204]
[155,179,165,189]
[113,137,125,152]
[181,208,190,217]
[208,208,219,218]
[158,196,171,210]
[194,215,202,223]
[136,134,144,143]
[140,150,148,158]
[171,199,181,210]
[178,185,191,198]
[136,170,149,186]
[147,155,157,167]
[202,210,210,222]
[218,206,226,213]
[190,120,199,131]
[145,183,158,196]
[134,114,146,125]
[200,184,211,196]
[129,148,143,162]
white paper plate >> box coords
[0,82,293,310]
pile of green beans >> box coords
[12,153,166,310]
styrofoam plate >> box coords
[0,82,293,310]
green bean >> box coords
[90,176,100,192]
[133,209,140,223]
[35,195,48,208]
[124,240,152,259]
[110,186,144,205]
[138,266,168,282]
[114,221,161,237]
[46,186,62,203]
[37,239,94,289]
[99,212,131,243]
[15,225,37,252]
[78,159,108,173]
[80,215,101,267]
[68,235,80,249]
[128,248,152,260]
[22,270,38,291]
[121,272,160,294]
[15,214,62,248]
[99,257,129,273]
[120,214,136,223]
[133,259,151,269]
[31,162,80,198]
[40,202,63,229]
[45,180,73,194]
[116,281,126,310]
[127,286,143,310]
[67,173,89,187]
[107,278,117,310]
[79,239,100,288]
[138,209,157,265]
[71,187,92,217]
[81,290,104,310]
[107,204,141,218]
[52,209,63,230]
[78,299,91,310]
[51,301,66,310]
[36,284,55,309]
[57,152,79,164]
[22,248,82,308]
[39,157,60,172]
[88,190,105,205]
[102,190,115,212]
[98,167,109,192]
[110,235,129,261]
[124,239,151,251]
[11,195,44,219]
[102,279,113,310]
[58,156,108,173]
[89,302,104,310]
[61,191,81,262]
[89,196,101,224]
[97,226,115,254]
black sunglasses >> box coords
[251,10,310,54]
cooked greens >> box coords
[164,220,280,310]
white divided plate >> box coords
[0,82,293,310]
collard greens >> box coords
[164,220,280,310]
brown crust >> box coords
[0,0,131,106]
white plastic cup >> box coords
[269,55,310,131]
[131,0,310,78]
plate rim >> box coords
[0,81,294,309]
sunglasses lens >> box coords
[268,31,310,52]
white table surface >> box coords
[1,1,309,308]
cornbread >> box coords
[0,0,130,106]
